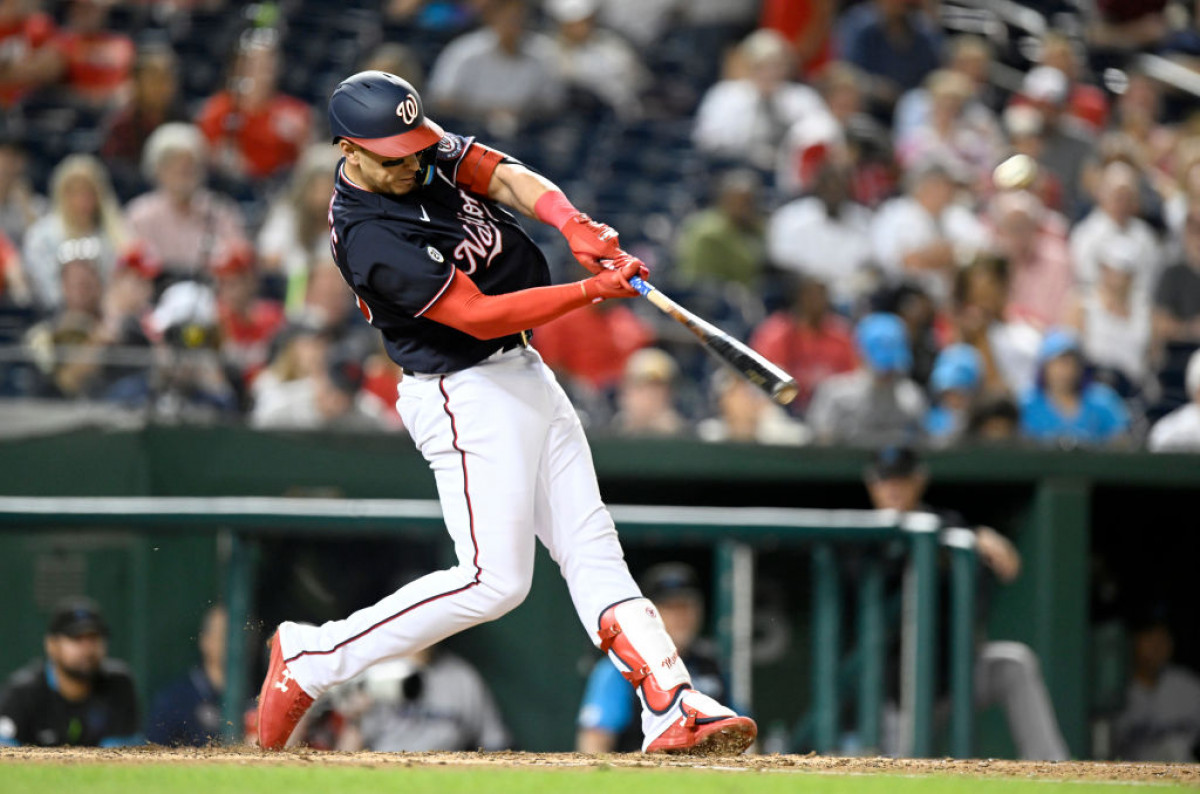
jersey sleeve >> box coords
[350,223,456,317]
[435,132,511,196]
[576,658,635,734]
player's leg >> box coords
[975,641,1069,760]
[259,357,549,746]
[530,355,756,754]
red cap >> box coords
[116,242,163,280]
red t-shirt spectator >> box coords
[219,299,285,382]
[0,11,58,107]
[535,303,654,391]
[54,28,134,107]
[751,312,858,410]
[761,0,834,77]
[196,91,311,180]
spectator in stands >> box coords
[0,598,141,747]
[546,0,647,120]
[1070,161,1162,298]
[251,342,386,432]
[893,35,999,148]
[0,0,64,113]
[693,28,829,172]
[85,243,157,405]
[806,312,925,446]
[833,0,942,123]
[22,154,124,311]
[1019,328,1130,446]
[257,145,343,311]
[359,42,425,92]
[249,320,328,421]
[1113,607,1200,762]
[427,0,564,137]
[674,169,766,290]
[1087,0,1170,53]
[697,367,810,445]
[100,43,187,199]
[147,605,226,747]
[125,122,248,277]
[750,274,858,412]
[986,189,1073,328]
[1162,140,1200,248]
[965,394,1021,443]
[212,241,284,386]
[1017,66,1095,220]
[533,298,654,421]
[925,343,983,446]
[1035,32,1108,133]
[320,642,510,752]
[593,0,679,49]
[146,280,238,421]
[294,255,362,342]
[768,158,875,310]
[870,157,987,305]
[1067,236,1152,395]
[953,255,1042,397]
[611,347,687,438]
[577,563,734,753]
[1153,205,1200,352]
[53,0,135,112]
[1110,70,1175,187]
[895,68,1004,191]
[23,255,104,398]
[761,0,835,78]
[864,446,1069,761]
[1001,105,1067,214]
[1148,349,1200,452]
[0,137,46,247]
[196,28,311,184]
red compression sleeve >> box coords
[423,271,593,339]
[533,190,578,230]
[457,142,505,195]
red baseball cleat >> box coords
[256,628,314,750]
[645,691,758,756]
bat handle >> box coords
[629,275,653,297]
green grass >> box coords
[0,764,1191,794]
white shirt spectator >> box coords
[694,80,829,171]
[1114,665,1200,761]
[870,195,988,303]
[428,28,565,126]
[22,217,117,310]
[768,196,874,307]
[988,320,1042,397]
[1078,292,1151,384]
[549,26,646,118]
[1148,404,1200,452]
[1068,213,1161,297]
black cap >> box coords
[866,445,923,481]
[641,563,703,604]
[48,598,109,638]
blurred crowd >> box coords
[1,0,1200,450]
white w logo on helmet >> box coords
[396,95,420,124]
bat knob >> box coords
[773,381,799,406]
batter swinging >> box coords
[255,71,757,755]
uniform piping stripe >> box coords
[283,377,481,664]
[414,269,456,318]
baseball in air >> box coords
[992,153,1039,190]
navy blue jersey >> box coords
[328,132,550,373]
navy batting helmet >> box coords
[328,71,444,160]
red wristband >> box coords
[533,191,578,230]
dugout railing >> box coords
[0,497,977,757]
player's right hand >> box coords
[581,256,644,302]
[562,212,621,274]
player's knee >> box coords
[477,574,533,619]
[989,641,1041,682]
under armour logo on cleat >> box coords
[274,667,295,693]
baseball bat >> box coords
[629,276,798,406]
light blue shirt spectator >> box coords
[1018,329,1129,445]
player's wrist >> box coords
[533,190,579,231]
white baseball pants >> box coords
[279,347,642,696]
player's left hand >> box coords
[562,213,622,274]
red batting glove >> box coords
[561,213,621,274]
[580,258,642,302]
[609,251,650,282]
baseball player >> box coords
[255,71,756,755]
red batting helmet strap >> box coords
[598,598,692,715]
[342,117,445,159]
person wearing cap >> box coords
[1011,65,1094,219]
[806,312,926,446]
[0,598,141,747]
[577,563,734,753]
[546,0,647,120]
[612,347,688,438]
[1019,328,1130,446]
[863,446,1069,761]
[869,154,987,305]
[1066,235,1152,392]
[1148,349,1200,452]
[212,241,284,385]
[427,0,565,136]
[924,343,983,445]
[1113,606,1200,762]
